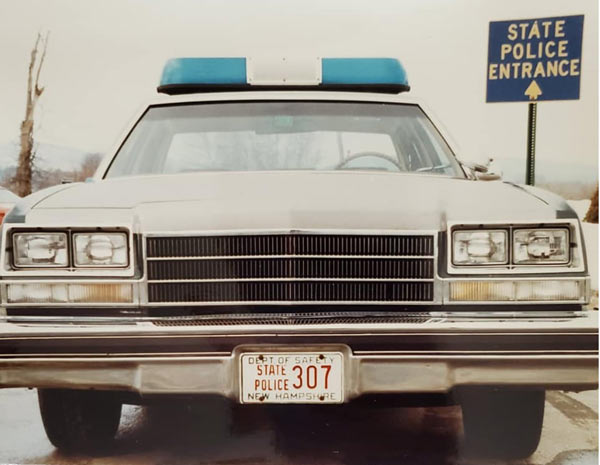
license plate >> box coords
[240,352,344,404]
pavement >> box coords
[0,388,596,465]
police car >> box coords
[0,57,597,458]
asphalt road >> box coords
[0,389,596,465]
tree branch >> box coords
[24,34,41,115]
[33,32,49,99]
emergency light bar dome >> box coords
[157,57,409,95]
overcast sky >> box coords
[0,0,597,179]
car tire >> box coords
[459,388,545,459]
[38,388,122,453]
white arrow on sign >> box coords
[525,80,543,100]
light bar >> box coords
[158,57,409,94]
[321,58,408,85]
[160,57,247,88]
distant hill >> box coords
[490,157,597,186]
[488,157,597,200]
[0,141,596,196]
[0,142,96,172]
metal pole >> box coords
[526,102,537,186]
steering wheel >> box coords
[336,151,404,171]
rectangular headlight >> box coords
[452,230,508,265]
[513,228,569,264]
[73,233,129,267]
[13,233,68,268]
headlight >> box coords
[74,233,128,267]
[13,233,68,267]
[452,230,508,265]
[513,228,569,264]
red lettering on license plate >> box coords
[241,352,343,404]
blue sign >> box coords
[486,15,584,102]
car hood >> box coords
[25,171,567,232]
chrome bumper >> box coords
[0,312,597,399]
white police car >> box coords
[0,57,596,458]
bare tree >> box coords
[15,33,49,197]
[584,185,598,224]
[72,153,103,182]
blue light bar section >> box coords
[159,57,247,87]
[157,57,409,94]
[322,58,408,86]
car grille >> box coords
[152,312,432,326]
[146,234,435,304]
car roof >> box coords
[145,90,423,107]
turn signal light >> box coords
[449,280,584,302]
[6,283,133,304]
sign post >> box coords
[486,15,584,185]
[526,102,537,186]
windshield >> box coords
[105,101,465,178]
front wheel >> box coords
[459,388,545,459]
[38,388,122,453]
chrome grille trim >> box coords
[147,278,434,283]
[145,232,437,305]
[147,255,432,260]
[152,312,433,326]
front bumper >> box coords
[0,311,597,400]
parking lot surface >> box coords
[0,388,596,465]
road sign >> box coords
[486,15,584,103]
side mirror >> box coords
[474,171,502,181]
[460,158,502,181]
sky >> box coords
[0,0,597,183]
